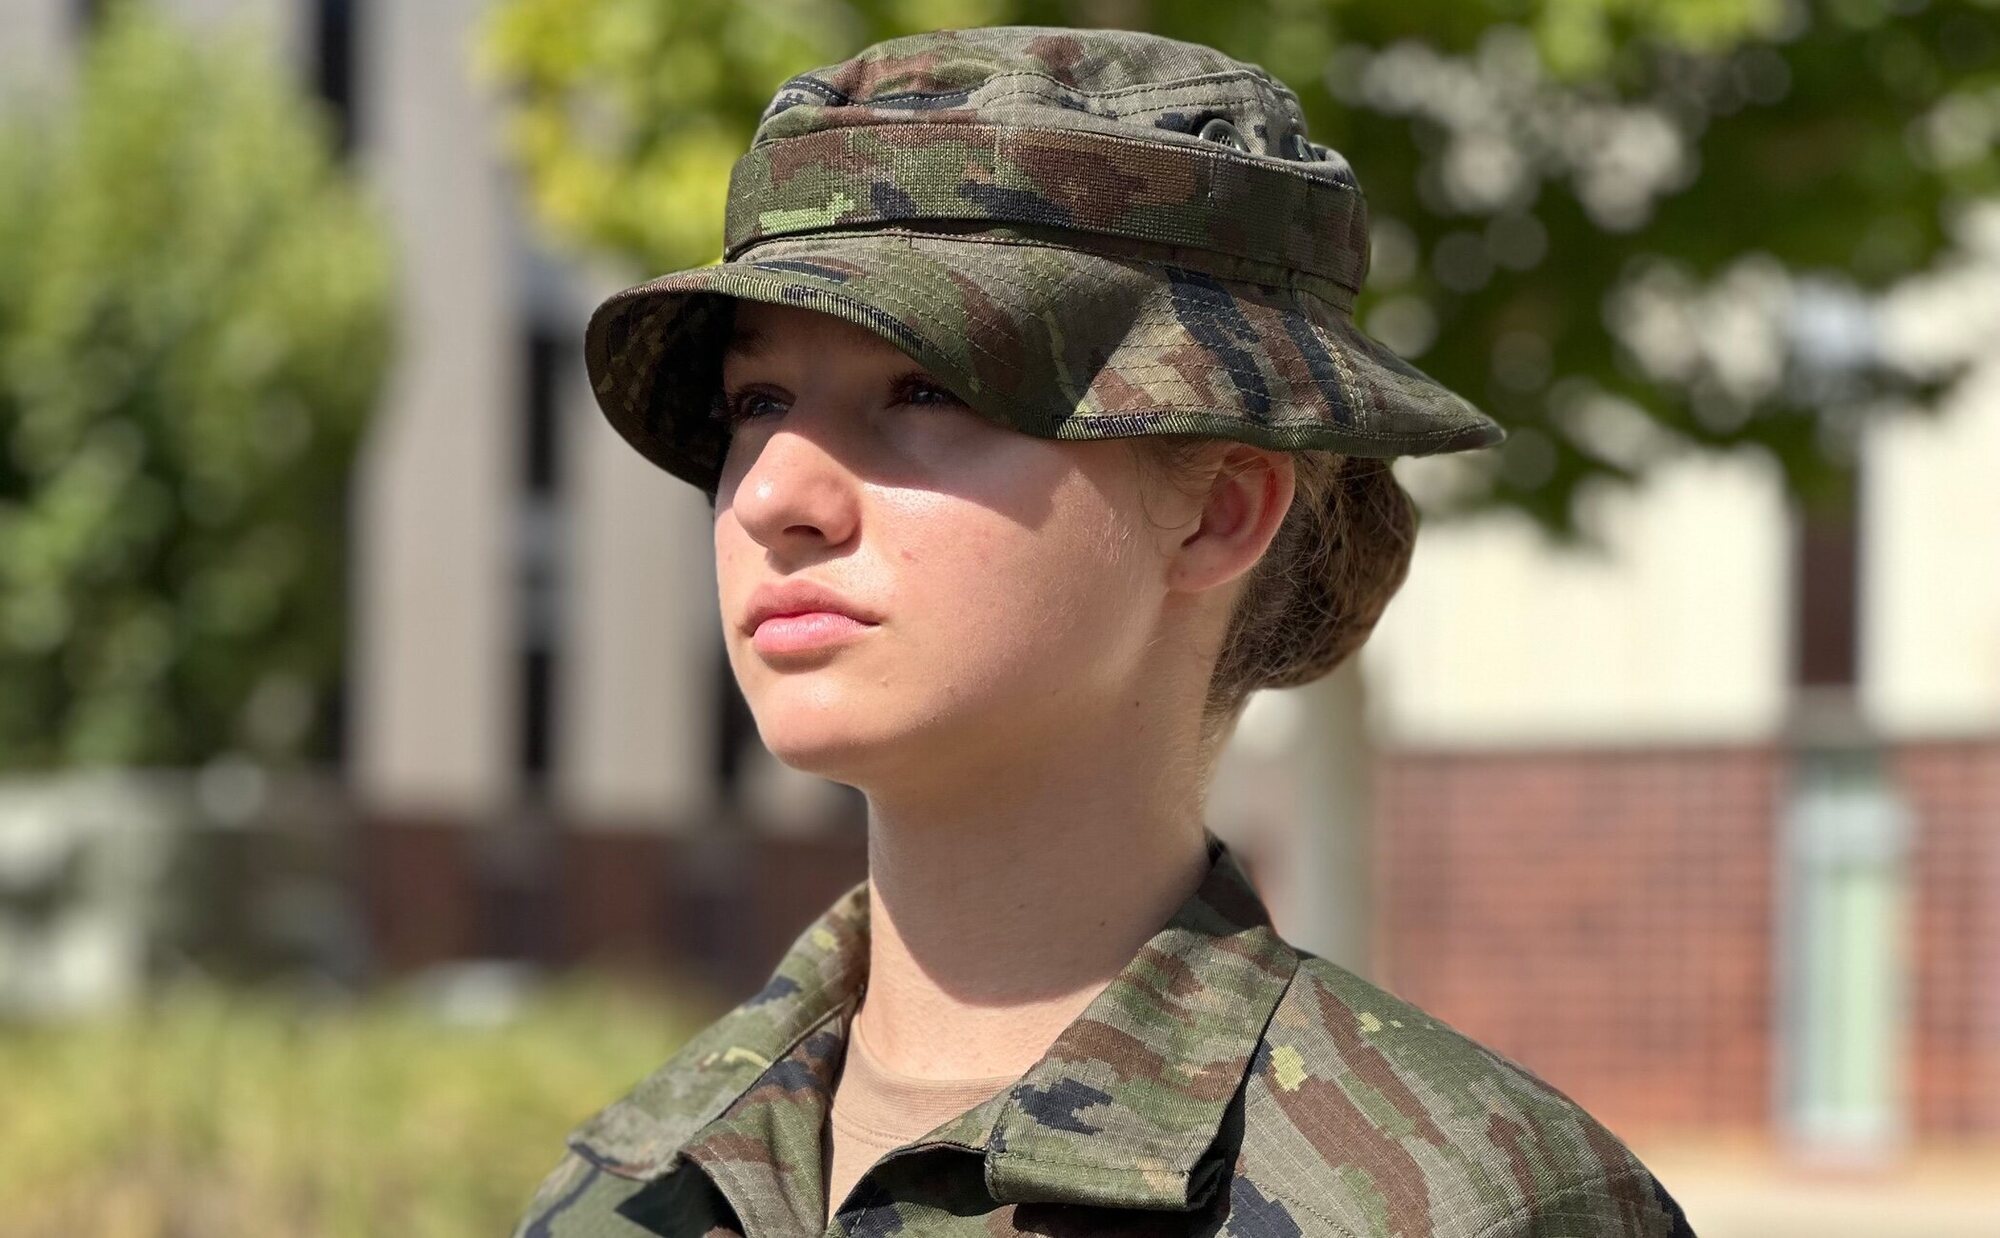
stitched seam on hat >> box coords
[852,87,1279,117]
[1058,411,1482,444]
[1290,281,1378,433]
[775,227,1360,308]
[744,228,1352,298]
[764,225,1360,300]
[1051,404,1463,442]
[762,70,1281,139]
[778,75,847,103]
[1064,410,1330,433]
[866,67,1271,104]
[731,208,1359,291]
[748,120,1356,194]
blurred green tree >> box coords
[476,0,1997,534]
[0,0,395,770]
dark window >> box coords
[519,644,555,783]
[1792,469,1860,690]
[324,486,355,770]
[318,0,364,767]
[517,324,566,793]
[717,664,758,804]
[69,0,102,42]
[523,325,562,496]
[313,0,358,157]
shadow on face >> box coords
[713,299,1125,531]
[710,300,1177,789]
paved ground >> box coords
[1631,1135,2000,1238]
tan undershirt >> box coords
[823,1003,1020,1223]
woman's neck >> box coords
[852,770,1212,1081]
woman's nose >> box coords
[726,416,862,551]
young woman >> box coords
[514,26,1694,1238]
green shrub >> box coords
[0,0,393,770]
[0,977,712,1237]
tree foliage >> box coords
[0,1,395,770]
[477,0,1998,533]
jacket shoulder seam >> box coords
[1468,1170,1653,1238]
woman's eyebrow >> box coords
[722,324,767,361]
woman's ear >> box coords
[1166,444,1295,597]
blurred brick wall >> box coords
[1373,745,1782,1139]
[354,814,869,1001]
[350,736,2000,1144]
[1375,739,2000,1144]
[1898,739,2000,1139]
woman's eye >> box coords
[896,375,965,407]
[715,388,783,427]
[713,375,962,428]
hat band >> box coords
[721,123,1368,292]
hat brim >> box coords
[584,229,1505,496]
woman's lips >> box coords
[751,611,878,655]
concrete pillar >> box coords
[348,0,518,817]
[1289,660,1377,976]
[555,262,724,829]
[0,0,74,103]
[1213,662,1376,976]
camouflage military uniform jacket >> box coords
[514,830,1694,1237]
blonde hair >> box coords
[1131,439,1419,763]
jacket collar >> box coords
[566,827,1302,1213]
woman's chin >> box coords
[754,710,896,781]
[755,694,985,789]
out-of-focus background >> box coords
[1,0,1995,1234]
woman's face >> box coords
[713,300,1203,791]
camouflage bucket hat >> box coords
[585,26,1507,497]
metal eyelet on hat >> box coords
[1197,116,1249,152]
